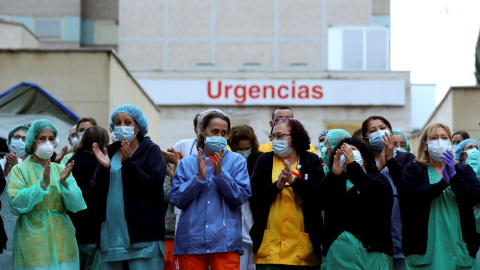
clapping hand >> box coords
[441,149,456,184]
[93,143,110,168]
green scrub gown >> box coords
[7,158,87,270]
[322,180,393,270]
[404,166,476,270]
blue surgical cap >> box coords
[110,104,148,136]
[326,129,352,150]
[455,139,479,160]
[392,130,411,152]
[318,129,330,139]
[25,119,58,155]
[7,125,29,148]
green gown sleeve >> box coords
[60,176,87,213]
[7,164,49,216]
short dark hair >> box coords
[452,130,470,140]
[272,118,310,153]
[361,116,392,139]
[74,126,109,155]
[329,137,377,174]
[271,106,293,121]
[228,125,259,154]
[76,117,98,133]
[197,111,231,149]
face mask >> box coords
[395,147,407,152]
[368,130,391,150]
[427,139,452,162]
[205,136,227,153]
[70,136,79,147]
[36,141,54,160]
[113,126,136,143]
[452,144,457,153]
[272,140,292,158]
[340,150,364,167]
[10,138,26,158]
[465,149,480,164]
[464,148,479,157]
[77,131,85,140]
[319,141,325,150]
[237,149,252,159]
[111,133,119,143]
[321,146,329,164]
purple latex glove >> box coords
[441,149,456,184]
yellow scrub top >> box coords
[254,155,319,266]
[7,158,87,270]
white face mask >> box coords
[427,139,452,162]
[70,136,79,147]
[36,141,55,160]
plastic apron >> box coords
[7,159,87,270]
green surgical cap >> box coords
[7,125,29,148]
[392,130,411,152]
[25,119,58,155]
[326,129,352,150]
[110,104,148,136]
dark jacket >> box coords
[401,162,480,257]
[386,151,415,193]
[67,151,101,244]
[321,162,393,256]
[249,151,325,257]
[247,151,263,177]
[90,136,167,243]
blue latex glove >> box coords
[441,149,456,184]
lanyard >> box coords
[292,156,301,178]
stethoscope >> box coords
[189,139,197,155]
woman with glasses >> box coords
[401,123,480,269]
[0,124,29,270]
[1,125,29,177]
[250,118,324,269]
[90,104,167,270]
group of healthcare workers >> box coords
[1,104,480,270]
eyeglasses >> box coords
[12,135,26,141]
[269,133,291,141]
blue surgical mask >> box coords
[113,126,136,143]
[272,140,292,158]
[319,141,325,150]
[10,138,26,158]
[368,130,391,150]
[237,149,252,159]
[77,131,85,140]
[340,150,364,167]
[205,136,227,153]
[465,149,480,165]
[427,139,452,162]
[395,147,407,152]
[321,146,329,164]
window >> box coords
[35,18,62,39]
[94,20,118,45]
[328,26,389,71]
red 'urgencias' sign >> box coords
[207,80,323,104]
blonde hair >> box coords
[415,123,452,166]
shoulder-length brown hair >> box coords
[228,125,259,154]
[75,126,109,155]
[415,123,452,166]
[271,118,310,153]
